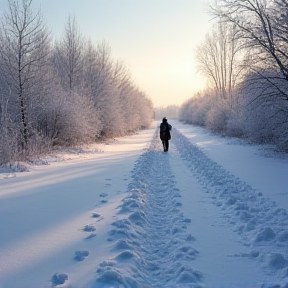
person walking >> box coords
[159,117,172,152]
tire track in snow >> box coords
[173,128,288,284]
[93,128,203,288]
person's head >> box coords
[162,117,167,123]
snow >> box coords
[1,120,288,288]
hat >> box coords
[162,117,167,122]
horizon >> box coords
[0,0,214,107]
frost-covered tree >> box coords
[238,71,288,149]
[192,20,249,133]
[0,0,153,165]
[154,105,180,120]
[196,22,245,103]
[212,1,288,90]
[53,16,83,92]
[179,91,215,126]
[209,0,288,146]
[0,0,50,151]
[179,1,288,147]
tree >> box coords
[90,41,122,137]
[0,0,50,151]
[212,0,288,97]
[196,22,245,105]
[0,0,153,165]
[207,0,288,144]
[53,16,83,92]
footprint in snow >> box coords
[100,193,108,197]
[184,218,192,223]
[85,233,97,240]
[74,250,89,261]
[92,212,103,222]
[92,212,101,218]
[51,273,68,286]
[83,224,96,232]
[105,178,112,186]
[100,199,108,204]
[186,234,196,242]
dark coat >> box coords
[160,122,172,141]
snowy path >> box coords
[1,123,288,287]
[90,127,286,287]
[92,132,203,287]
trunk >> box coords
[19,93,28,150]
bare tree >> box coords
[91,41,121,137]
[212,0,288,87]
[196,22,245,105]
[0,0,50,151]
[210,0,288,144]
[53,15,83,92]
[0,1,153,164]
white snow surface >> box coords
[1,120,288,288]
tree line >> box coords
[154,105,180,120]
[180,0,288,151]
[0,0,153,165]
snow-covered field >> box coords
[1,120,288,288]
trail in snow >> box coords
[0,131,149,288]
[92,129,203,287]
[1,123,288,288]
[89,127,288,288]
[173,129,288,279]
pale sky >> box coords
[1,0,214,107]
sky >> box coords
[0,0,214,107]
